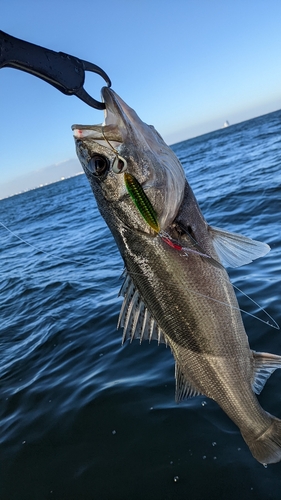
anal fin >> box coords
[252,350,281,394]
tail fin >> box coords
[242,417,281,464]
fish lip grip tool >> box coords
[0,30,111,110]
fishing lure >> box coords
[124,172,211,255]
[124,172,160,233]
[123,172,209,253]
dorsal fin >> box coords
[118,270,168,346]
[175,362,203,402]
[252,351,281,394]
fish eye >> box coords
[88,155,109,177]
[112,156,127,174]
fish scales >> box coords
[72,87,281,464]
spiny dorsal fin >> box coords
[175,362,203,402]
[118,270,168,346]
[252,350,281,394]
[208,226,270,268]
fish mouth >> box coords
[101,86,123,128]
[101,87,155,146]
[101,87,137,132]
[72,87,147,146]
[71,87,127,143]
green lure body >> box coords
[124,172,160,233]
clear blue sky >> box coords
[1,0,281,193]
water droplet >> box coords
[202,455,207,459]
[263,463,267,468]
[250,487,254,491]
[212,442,216,447]
[173,476,179,483]
[170,461,174,465]
[150,407,154,411]
[237,447,241,451]
[213,456,217,460]
[99,353,104,357]
[201,401,207,406]
[22,440,26,444]
[112,430,116,435]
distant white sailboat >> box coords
[223,120,230,128]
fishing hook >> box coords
[101,127,128,173]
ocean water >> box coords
[1,109,281,500]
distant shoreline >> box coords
[0,171,84,201]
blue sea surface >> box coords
[1,110,281,499]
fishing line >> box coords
[159,230,211,258]
[0,221,87,266]
[126,261,279,330]
[227,281,279,330]
[187,285,279,330]
[159,230,279,330]
[101,127,120,156]
[127,267,279,330]
[116,218,279,331]
[1,220,278,329]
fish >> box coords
[72,87,281,464]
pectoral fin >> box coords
[208,226,270,268]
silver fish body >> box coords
[72,87,281,464]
